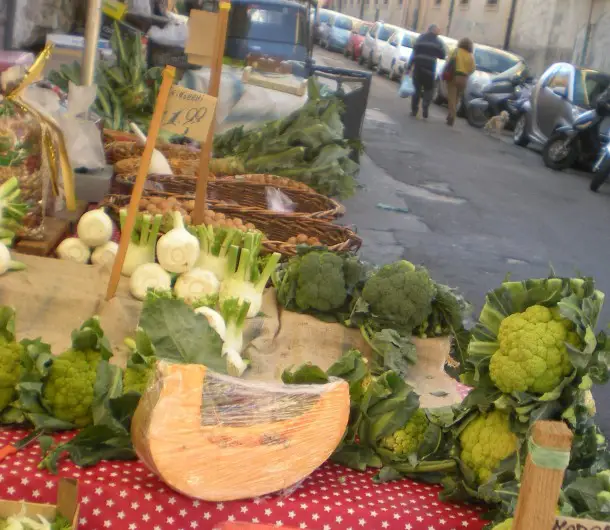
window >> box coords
[434,0,442,5]
[486,0,498,4]
[401,34,415,47]
[573,69,610,108]
[377,26,394,41]
[359,25,370,35]
[334,16,353,30]
[460,0,469,5]
[473,47,519,74]
[547,67,571,91]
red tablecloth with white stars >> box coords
[0,427,485,530]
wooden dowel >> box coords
[193,2,231,225]
[512,421,573,530]
[105,66,176,301]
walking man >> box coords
[406,24,446,119]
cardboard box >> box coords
[0,478,79,528]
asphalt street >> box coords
[315,48,610,433]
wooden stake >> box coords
[512,421,573,530]
[193,1,231,225]
[105,66,176,301]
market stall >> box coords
[0,3,608,530]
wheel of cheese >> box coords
[131,361,350,501]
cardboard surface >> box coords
[0,256,462,406]
[161,85,217,141]
[0,477,79,527]
[185,10,219,67]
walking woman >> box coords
[446,38,475,126]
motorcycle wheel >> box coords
[542,133,578,171]
[433,82,444,105]
[590,170,608,192]
[466,104,488,129]
[358,53,365,65]
[513,114,529,147]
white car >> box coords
[377,29,419,81]
[360,21,400,69]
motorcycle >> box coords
[506,82,532,120]
[466,72,532,129]
[542,96,610,173]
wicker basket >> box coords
[105,141,201,165]
[112,176,343,219]
[115,171,316,194]
[225,211,361,256]
[114,157,200,178]
[100,194,360,257]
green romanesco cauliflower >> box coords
[123,365,154,395]
[362,260,436,332]
[42,349,103,427]
[460,410,518,484]
[489,305,577,394]
[380,409,429,456]
[294,251,348,312]
[0,336,23,412]
[492,518,513,530]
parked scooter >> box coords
[506,82,532,121]
[542,94,610,174]
[466,71,532,129]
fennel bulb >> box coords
[91,241,118,267]
[130,263,172,301]
[219,237,281,318]
[77,208,113,247]
[174,268,220,305]
[0,242,25,275]
[121,210,162,277]
[194,306,226,340]
[130,122,173,175]
[220,298,252,377]
[56,237,91,264]
[156,211,199,273]
[194,225,244,281]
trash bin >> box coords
[311,65,372,161]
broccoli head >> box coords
[294,251,349,312]
[42,349,103,427]
[0,337,23,412]
[123,365,154,395]
[379,409,429,456]
[361,260,436,331]
[459,410,518,484]
[489,305,576,394]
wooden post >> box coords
[105,66,176,301]
[192,1,231,226]
[512,421,573,530]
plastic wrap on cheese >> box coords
[131,361,350,501]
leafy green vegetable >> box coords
[211,79,359,198]
[138,296,226,372]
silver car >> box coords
[435,43,522,116]
[513,63,610,148]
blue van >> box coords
[224,0,312,64]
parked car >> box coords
[513,63,610,156]
[360,21,400,70]
[435,42,523,116]
[319,13,358,52]
[344,22,372,62]
[314,8,332,43]
[378,29,419,81]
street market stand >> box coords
[0,429,486,530]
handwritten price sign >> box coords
[161,85,217,141]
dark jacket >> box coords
[407,32,446,81]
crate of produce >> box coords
[105,140,201,164]
[112,177,343,219]
[100,194,360,256]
